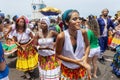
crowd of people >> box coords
[0,8,120,80]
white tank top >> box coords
[38,38,55,56]
[62,29,85,69]
[102,18,107,37]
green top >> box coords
[55,25,61,33]
[87,29,99,49]
[2,43,17,51]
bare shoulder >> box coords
[49,30,57,35]
[57,32,65,40]
[80,29,87,34]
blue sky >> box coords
[0,0,120,18]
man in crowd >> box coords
[97,8,115,64]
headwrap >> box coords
[62,9,73,30]
[16,17,26,23]
[40,17,50,28]
[20,16,29,24]
[62,9,73,23]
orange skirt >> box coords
[61,64,86,80]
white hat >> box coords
[40,17,50,27]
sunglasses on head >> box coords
[71,17,81,21]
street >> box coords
[5,50,120,80]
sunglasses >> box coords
[71,17,81,21]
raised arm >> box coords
[4,26,12,39]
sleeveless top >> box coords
[12,28,31,43]
[62,29,85,69]
[38,37,55,56]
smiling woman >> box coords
[56,9,91,80]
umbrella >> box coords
[39,7,61,16]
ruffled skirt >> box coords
[38,54,60,80]
[16,45,38,72]
[110,33,120,49]
[61,64,86,80]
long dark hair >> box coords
[87,15,100,37]
[15,17,27,32]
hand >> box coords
[112,29,116,33]
[21,46,26,51]
[80,56,87,63]
[77,56,91,80]
[20,45,27,51]
[76,56,88,67]
[17,45,23,50]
